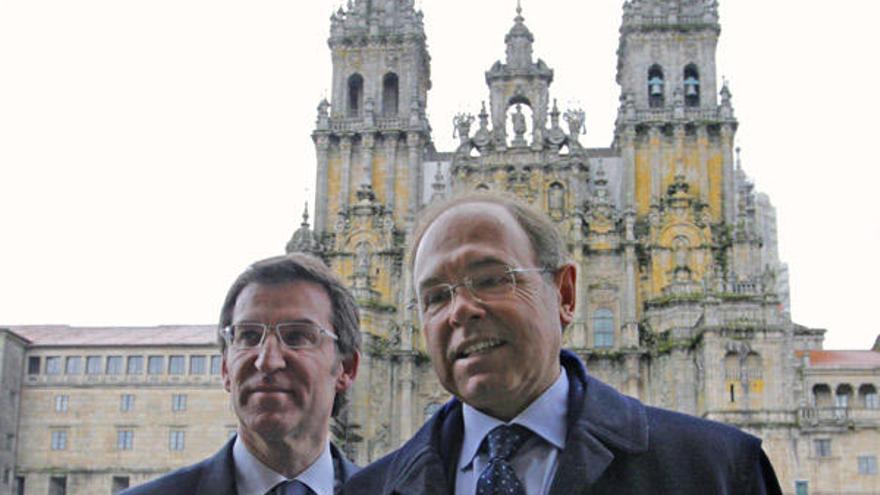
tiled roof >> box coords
[4,325,218,347]
[796,350,880,368]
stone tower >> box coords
[302,0,435,462]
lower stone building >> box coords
[0,326,235,495]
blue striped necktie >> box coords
[476,424,533,495]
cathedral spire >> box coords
[504,0,534,69]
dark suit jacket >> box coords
[344,350,782,495]
[123,436,358,495]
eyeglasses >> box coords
[418,265,549,315]
[222,322,338,351]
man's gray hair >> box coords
[218,252,361,416]
[408,191,571,274]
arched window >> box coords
[812,384,832,407]
[592,309,614,348]
[347,74,364,117]
[382,73,399,117]
[648,65,665,108]
[683,64,700,107]
[475,183,490,191]
[745,353,763,381]
[859,384,879,409]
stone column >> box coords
[361,133,375,190]
[406,132,422,220]
[673,124,686,178]
[339,136,353,211]
[621,126,637,210]
[697,126,709,205]
[720,124,735,224]
[397,356,414,444]
[649,126,662,201]
[314,134,331,234]
[384,132,398,213]
[623,212,639,348]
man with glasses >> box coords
[345,193,781,494]
[125,253,360,495]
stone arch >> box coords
[836,383,854,408]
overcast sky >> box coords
[1,1,878,350]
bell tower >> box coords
[313,0,432,235]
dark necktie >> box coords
[269,479,314,495]
[476,424,533,495]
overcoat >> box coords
[344,350,781,495]
[122,437,358,495]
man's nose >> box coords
[254,333,287,372]
[448,285,486,327]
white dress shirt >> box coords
[455,370,569,495]
[232,435,335,495]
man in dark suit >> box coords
[345,193,781,494]
[126,253,361,495]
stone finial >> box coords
[316,98,330,129]
[286,202,318,254]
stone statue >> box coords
[564,108,585,143]
[316,98,330,129]
[511,104,527,146]
[452,113,474,148]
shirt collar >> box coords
[232,435,335,495]
[459,369,569,470]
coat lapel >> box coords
[194,436,238,495]
[549,351,649,494]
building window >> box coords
[111,476,129,494]
[168,355,185,375]
[49,476,66,495]
[813,438,831,457]
[859,455,878,475]
[190,355,206,375]
[5,434,13,451]
[795,480,808,495]
[27,356,41,375]
[210,355,222,375]
[85,356,102,375]
[169,430,185,451]
[120,394,135,412]
[347,73,364,117]
[859,384,878,409]
[171,394,187,412]
[14,476,24,495]
[812,383,832,407]
[382,72,399,117]
[127,356,144,375]
[147,356,165,375]
[65,356,81,375]
[117,430,134,450]
[50,431,67,451]
[647,64,665,108]
[54,395,69,412]
[2,468,9,484]
[593,308,615,348]
[45,356,61,375]
[106,356,123,375]
[683,64,700,107]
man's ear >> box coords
[336,350,360,393]
[221,353,231,393]
[555,263,577,327]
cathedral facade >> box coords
[285,1,880,493]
